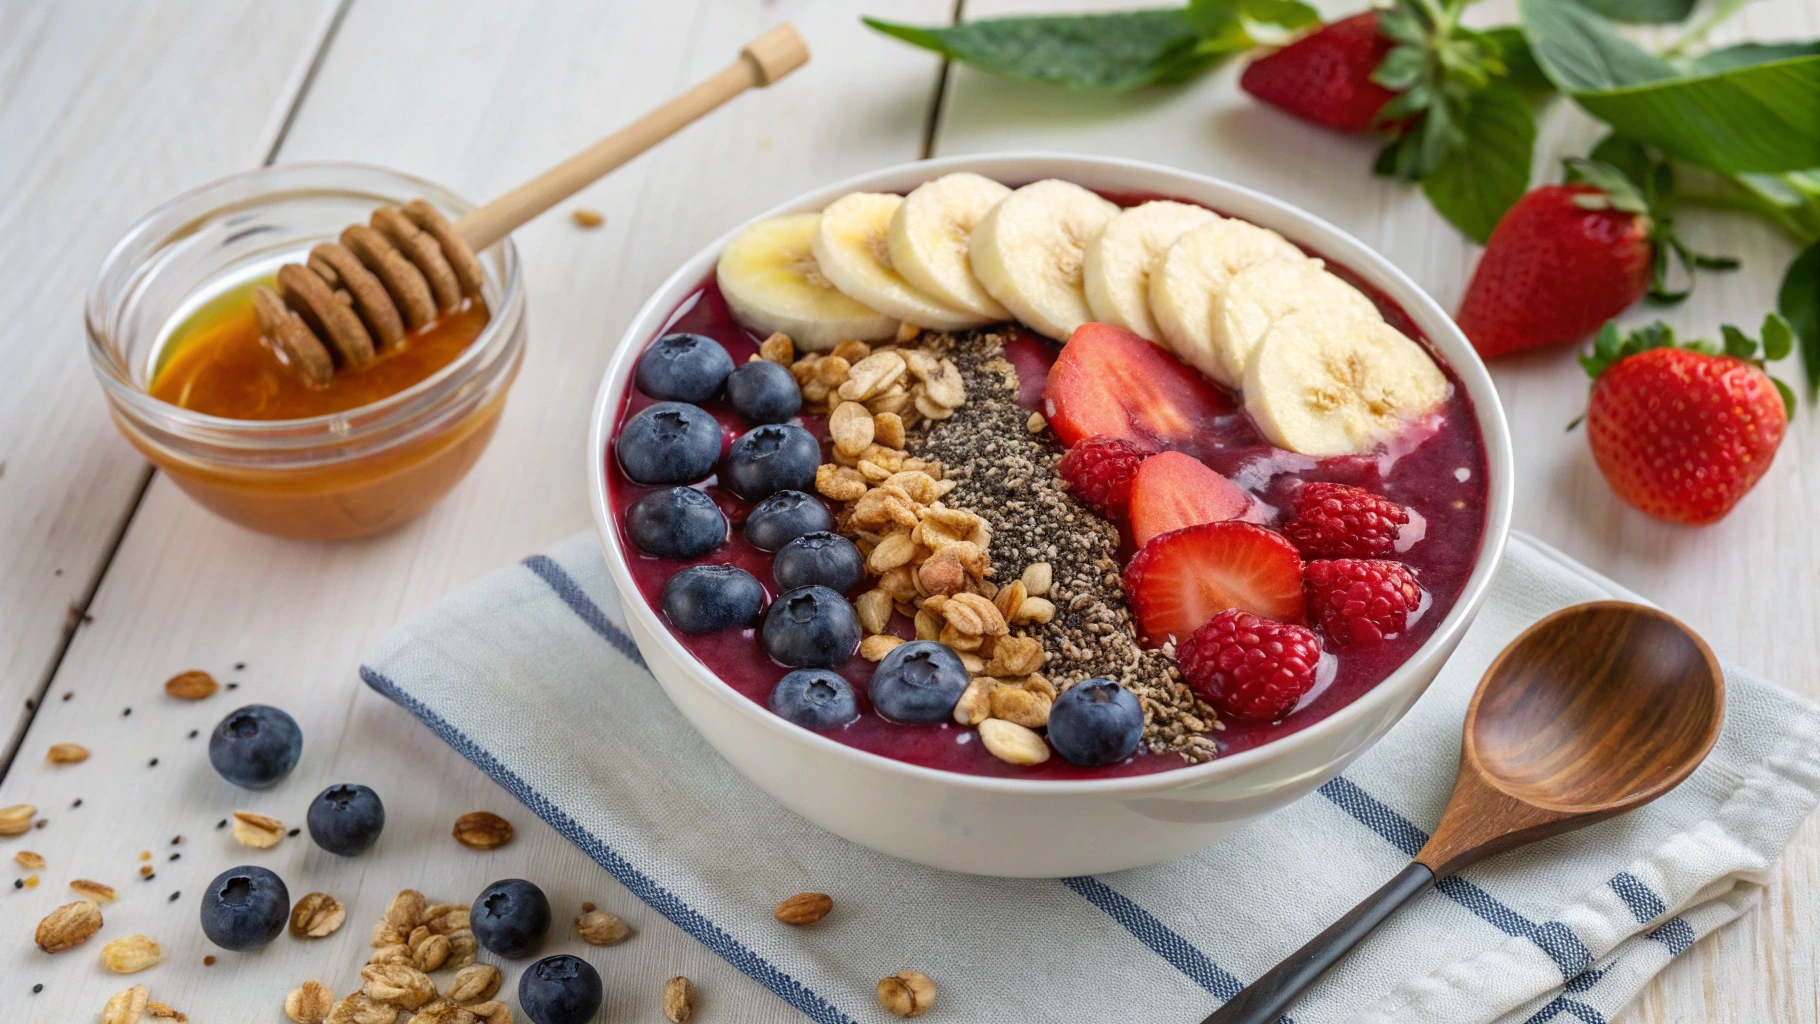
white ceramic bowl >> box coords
[588,153,1513,877]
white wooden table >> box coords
[2,1,1815,1021]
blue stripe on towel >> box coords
[1609,872,1666,923]
[1647,918,1696,956]
[522,554,646,668]
[362,666,855,1024]
[1521,994,1607,1024]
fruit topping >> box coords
[1150,218,1309,379]
[761,585,862,668]
[1045,679,1145,766]
[1056,435,1151,518]
[634,332,734,403]
[1043,322,1234,450]
[199,865,289,951]
[868,640,970,723]
[1238,12,1398,134]
[773,531,866,594]
[1178,609,1322,721]
[769,668,861,731]
[720,422,820,500]
[1123,521,1306,644]
[743,489,836,552]
[520,954,604,1024]
[1083,201,1218,343]
[887,172,1014,321]
[209,704,303,790]
[1282,481,1408,559]
[305,784,385,857]
[1211,257,1382,387]
[970,179,1121,341]
[1242,310,1447,457]
[1305,558,1423,648]
[472,878,552,958]
[1128,451,1255,548]
[626,486,726,560]
[617,402,723,486]
[716,213,897,351]
[814,192,993,332]
[662,565,765,634]
[724,358,803,425]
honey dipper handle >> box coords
[452,24,810,250]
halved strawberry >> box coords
[1123,522,1306,644]
[1128,451,1256,547]
[1044,322,1234,449]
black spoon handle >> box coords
[1201,862,1436,1024]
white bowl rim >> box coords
[587,151,1515,797]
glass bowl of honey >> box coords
[87,162,526,540]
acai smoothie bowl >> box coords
[587,154,1513,876]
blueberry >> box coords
[773,532,865,593]
[208,705,302,789]
[617,402,722,485]
[1047,678,1145,766]
[662,565,765,634]
[305,783,385,856]
[720,423,820,501]
[868,641,969,723]
[762,586,861,668]
[519,954,603,1024]
[636,332,735,403]
[743,490,835,552]
[725,359,802,424]
[199,865,289,951]
[472,878,552,958]
[626,486,726,559]
[769,669,860,730]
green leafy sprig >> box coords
[1578,314,1798,418]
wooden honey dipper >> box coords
[253,24,810,384]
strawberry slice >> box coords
[1044,322,1234,449]
[1128,451,1256,547]
[1123,522,1306,644]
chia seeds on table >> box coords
[908,330,1221,763]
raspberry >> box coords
[1283,482,1408,559]
[1305,558,1423,649]
[1176,609,1321,721]
[1057,436,1151,517]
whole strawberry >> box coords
[1239,12,1398,133]
[1582,318,1793,525]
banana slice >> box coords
[887,173,1013,321]
[969,179,1121,342]
[813,192,995,333]
[1211,258,1383,387]
[717,213,899,351]
[1083,201,1219,342]
[1243,309,1449,457]
[1149,219,1309,383]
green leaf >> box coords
[1517,0,1677,91]
[1762,312,1795,362]
[1780,240,1820,393]
[1203,0,1320,44]
[1774,377,1797,416]
[1684,41,1820,75]
[1421,85,1537,243]
[1565,0,1696,24]
[1481,26,1556,97]
[863,10,1209,92]
[1574,56,1820,174]
[1589,133,1652,188]
[1720,324,1756,358]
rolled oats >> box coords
[815,464,868,501]
[286,981,335,1024]
[854,589,893,636]
[829,401,875,457]
[993,580,1027,623]
[410,928,451,971]
[371,919,410,949]
[866,531,917,573]
[328,992,400,1024]
[361,962,437,1009]
[445,928,478,970]
[873,411,906,449]
[1012,596,1057,625]
[36,898,102,952]
[101,933,163,973]
[1020,561,1053,597]
[1026,411,1048,434]
[912,390,955,421]
[948,592,1007,636]
[876,970,936,1018]
[71,878,118,902]
[445,964,501,1003]
[759,332,795,364]
[815,355,852,388]
[859,635,906,661]
[102,984,150,1024]
[232,810,285,848]
[423,903,470,935]
[664,976,695,1023]
[979,719,1050,765]
[403,999,474,1024]
[839,351,906,402]
[370,944,413,966]
[953,678,994,726]
[0,803,35,835]
[773,892,833,925]
[831,339,871,363]
[986,636,1047,679]
[147,1002,187,1022]
[464,1001,511,1024]
[451,812,513,850]
[163,670,219,700]
[989,681,1052,728]
[291,892,347,938]
[46,741,89,764]
[14,849,45,870]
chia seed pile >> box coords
[910,330,1220,763]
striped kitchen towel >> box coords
[362,532,1820,1024]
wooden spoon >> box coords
[1202,600,1724,1024]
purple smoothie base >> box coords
[604,215,1489,781]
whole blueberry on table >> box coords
[626,486,726,559]
[472,878,552,958]
[305,783,385,856]
[199,864,289,951]
[1047,678,1145,766]
[662,564,765,634]
[720,422,820,500]
[761,586,861,668]
[725,358,802,424]
[617,401,722,486]
[769,668,860,730]
[743,489,835,552]
[635,332,735,403]
[772,531,864,594]
[208,704,302,789]
[868,640,968,723]
[520,953,603,1024]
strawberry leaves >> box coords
[1564,151,1740,304]
[1579,314,1799,414]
